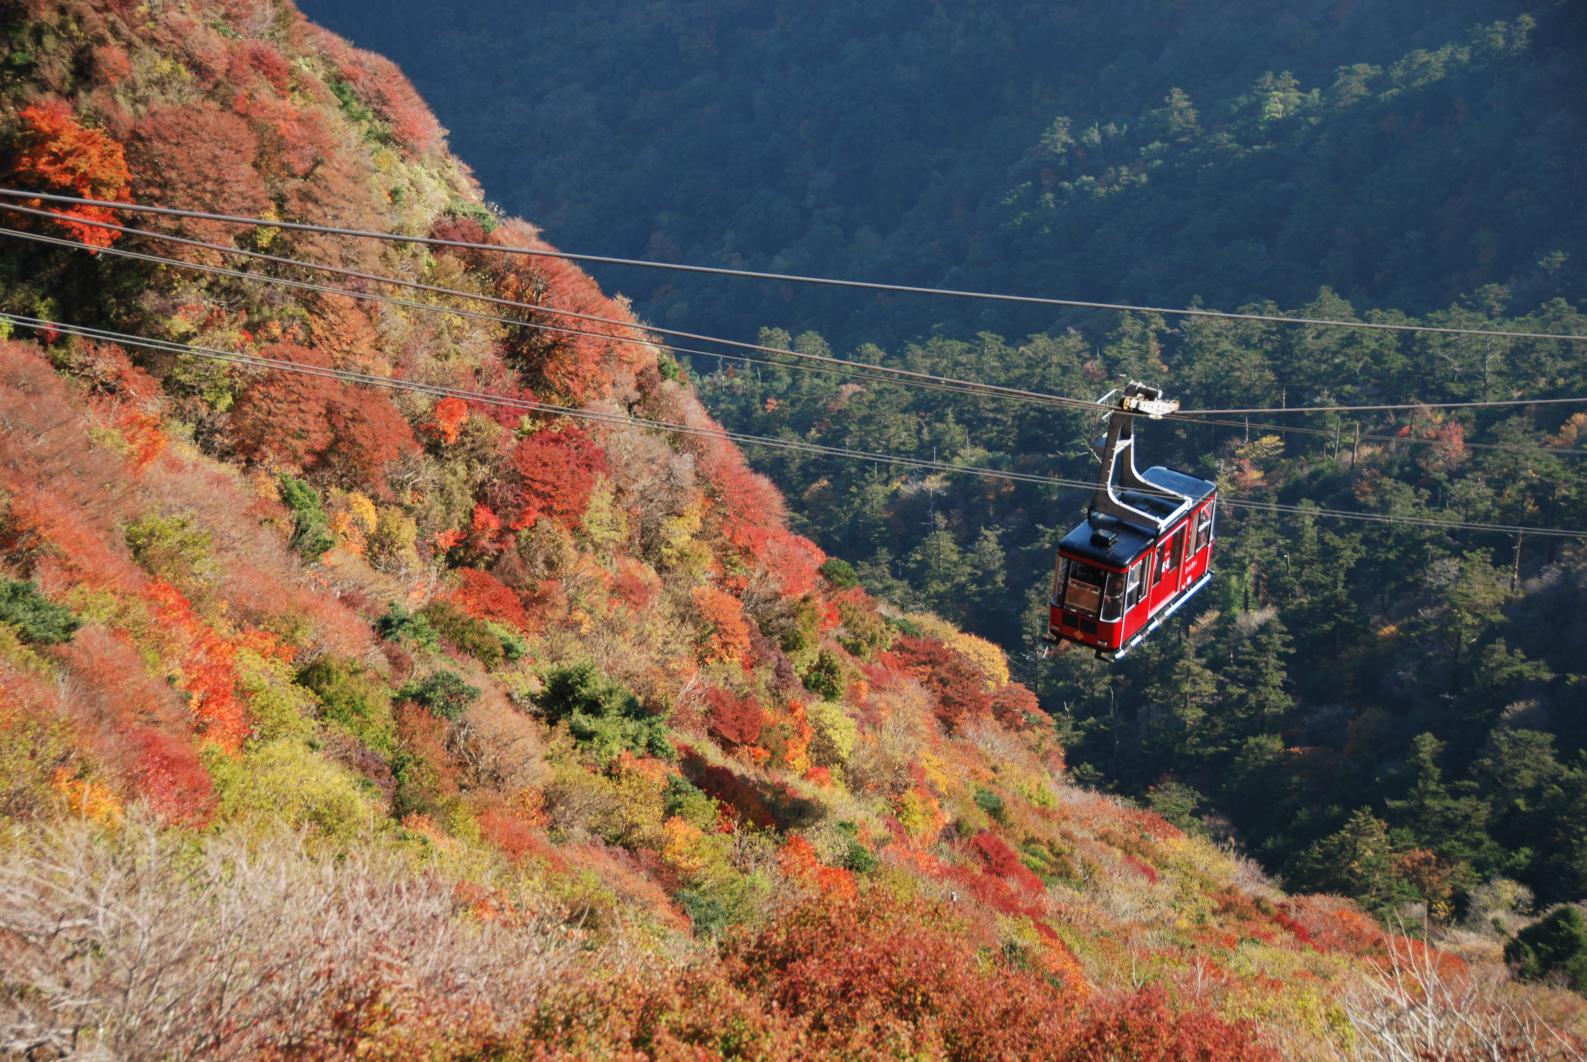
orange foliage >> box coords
[4,100,130,249]
[147,580,249,752]
[778,835,858,899]
[724,893,1079,1058]
[423,396,470,445]
[691,586,753,668]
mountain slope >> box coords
[0,1,1583,1056]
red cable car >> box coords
[1046,382,1216,660]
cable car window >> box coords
[1124,561,1144,609]
[1194,505,1213,553]
[1051,556,1070,603]
[1063,562,1107,615]
[1151,541,1169,587]
[1167,528,1183,572]
[1101,572,1125,622]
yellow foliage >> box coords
[904,611,959,643]
[947,631,1010,690]
[210,739,378,841]
[661,815,708,876]
[345,491,379,533]
[52,768,123,826]
[579,477,629,557]
[806,700,858,768]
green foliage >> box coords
[664,775,719,831]
[276,473,334,561]
[375,602,438,649]
[398,670,480,722]
[834,820,878,875]
[801,648,845,700]
[295,657,396,754]
[0,578,78,644]
[973,786,1007,824]
[1286,809,1418,918]
[1505,906,1587,995]
[819,557,859,588]
[420,601,516,668]
[124,512,214,586]
[537,660,672,764]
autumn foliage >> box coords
[498,426,607,530]
[5,100,131,248]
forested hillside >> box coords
[297,0,1587,982]
[14,0,1586,1056]
[300,0,1583,345]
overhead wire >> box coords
[4,311,1581,540]
[4,209,1583,462]
[3,187,1586,347]
[0,202,1102,413]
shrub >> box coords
[276,473,334,560]
[296,657,395,754]
[973,786,1006,823]
[0,578,79,644]
[420,601,513,668]
[705,687,765,747]
[1505,906,1587,994]
[374,602,438,649]
[806,700,858,768]
[124,512,214,587]
[819,557,859,588]
[398,671,481,722]
[802,648,845,700]
[537,661,671,764]
[211,739,377,840]
[664,776,720,831]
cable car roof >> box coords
[1059,466,1215,569]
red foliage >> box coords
[989,682,1040,729]
[1070,987,1277,1061]
[320,389,417,491]
[4,100,131,249]
[126,101,271,244]
[704,687,766,747]
[229,343,414,488]
[611,557,658,609]
[321,35,445,156]
[882,637,993,730]
[724,893,1079,1058]
[1123,855,1160,886]
[969,831,1046,895]
[474,801,546,864]
[129,726,216,827]
[229,343,336,468]
[679,750,779,830]
[449,567,529,630]
[498,426,607,530]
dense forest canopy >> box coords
[302,0,1582,346]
